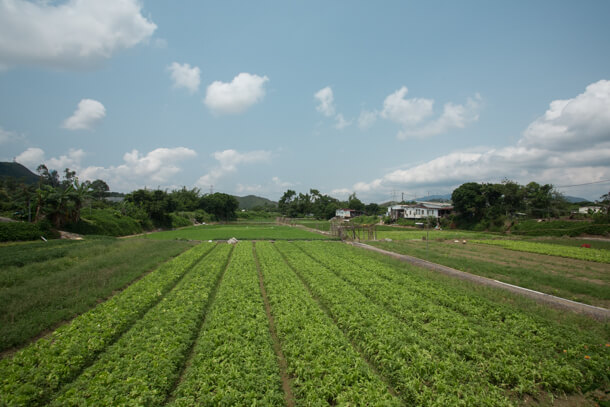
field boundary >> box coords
[347,242,610,321]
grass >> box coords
[369,240,610,308]
[144,224,334,241]
[375,227,500,241]
[0,237,194,352]
[292,219,331,231]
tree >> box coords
[90,179,110,200]
[347,193,365,212]
[451,182,485,222]
[200,193,238,221]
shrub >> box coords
[65,208,142,236]
[0,221,59,242]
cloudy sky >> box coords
[1,1,609,202]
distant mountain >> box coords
[234,195,277,210]
[564,195,589,204]
[0,162,38,184]
[415,194,452,202]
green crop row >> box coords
[255,241,400,406]
[295,242,608,399]
[50,244,233,406]
[0,242,216,407]
[275,241,515,406]
[472,239,610,263]
[168,242,284,406]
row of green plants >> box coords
[369,239,609,307]
[299,243,608,395]
[168,243,284,406]
[472,239,610,263]
[255,241,399,405]
[0,239,193,351]
[0,243,215,406]
[276,242,609,405]
[50,244,232,406]
[275,242,511,405]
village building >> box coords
[387,202,453,221]
[335,209,362,219]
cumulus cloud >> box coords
[15,147,45,168]
[62,99,106,130]
[520,80,610,150]
[204,73,269,115]
[339,80,610,200]
[168,62,201,93]
[314,86,335,117]
[314,86,352,130]
[0,0,156,70]
[196,149,271,187]
[380,87,481,139]
[16,146,197,191]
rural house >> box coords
[387,202,453,221]
[335,209,362,219]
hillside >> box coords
[0,162,38,184]
[234,195,277,210]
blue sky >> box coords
[1,0,609,202]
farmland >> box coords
[143,224,333,241]
[1,229,608,406]
[370,239,610,308]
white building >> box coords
[578,206,602,214]
[387,202,453,221]
[335,208,361,219]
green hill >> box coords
[234,195,277,210]
[0,162,38,184]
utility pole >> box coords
[401,192,404,203]
[210,185,213,194]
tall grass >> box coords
[0,238,194,352]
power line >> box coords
[555,179,610,188]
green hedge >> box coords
[65,209,142,236]
[0,221,58,242]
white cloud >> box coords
[0,126,24,144]
[196,149,271,187]
[236,183,263,194]
[16,146,197,191]
[378,86,481,139]
[0,0,156,70]
[204,73,269,115]
[168,62,201,93]
[339,80,610,200]
[15,147,45,169]
[380,87,434,127]
[358,110,377,130]
[334,113,351,130]
[314,86,335,117]
[46,148,86,171]
[315,86,352,129]
[62,99,106,130]
[272,176,293,188]
[520,80,610,151]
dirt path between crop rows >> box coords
[348,242,610,321]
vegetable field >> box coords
[144,224,332,241]
[1,241,608,406]
[473,239,610,263]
